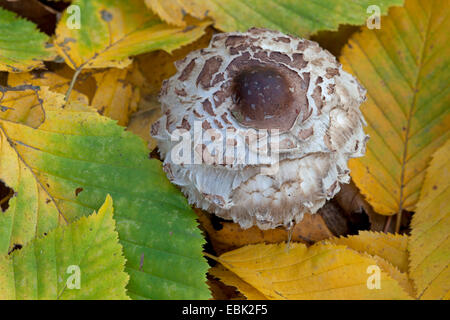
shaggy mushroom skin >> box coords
[152,28,368,230]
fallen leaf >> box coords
[335,180,387,232]
[310,24,360,57]
[317,201,349,236]
[326,231,409,272]
[127,28,213,148]
[0,71,88,127]
[209,265,267,300]
[92,68,140,126]
[206,275,244,300]
[147,0,403,37]
[324,231,414,296]
[50,64,99,100]
[0,195,130,300]
[0,0,60,35]
[0,7,54,72]
[196,209,334,255]
[54,0,210,70]
[341,0,450,222]
[127,94,161,150]
[133,26,213,94]
[409,139,450,299]
[0,87,210,299]
[215,242,413,299]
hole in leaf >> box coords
[0,180,14,212]
[8,243,23,255]
[75,187,83,196]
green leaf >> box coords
[0,88,210,299]
[0,7,54,72]
[54,0,210,69]
[0,195,129,300]
[341,0,450,219]
[147,0,404,37]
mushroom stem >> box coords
[285,220,294,252]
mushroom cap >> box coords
[152,28,368,230]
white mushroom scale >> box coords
[152,28,368,230]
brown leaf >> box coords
[126,29,214,148]
[91,68,140,126]
[335,180,388,232]
[135,27,214,94]
[207,270,245,300]
[127,94,161,150]
[318,201,349,236]
[196,209,334,255]
[209,265,265,300]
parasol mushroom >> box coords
[152,28,368,230]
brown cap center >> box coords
[232,67,294,130]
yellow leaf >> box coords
[51,64,99,100]
[126,29,213,149]
[325,231,414,296]
[144,0,196,27]
[196,209,334,255]
[217,243,413,299]
[209,265,268,300]
[134,27,213,94]
[0,72,88,127]
[369,253,415,298]
[326,231,409,272]
[409,139,450,299]
[341,0,450,217]
[123,61,161,149]
[54,0,210,70]
[127,94,161,150]
[0,87,210,298]
[92,68,140,126]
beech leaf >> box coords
[0,195,129,300]
[146,0,404,37]
[215,242,413,299]
[409,139,450,299]
[91,68,140,126]
[342,0,450,216]
[0,87,210,299]
[0,7,54,72]
[0,72,88,128]
[54,0,210,70]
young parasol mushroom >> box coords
[152,28,368,230]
